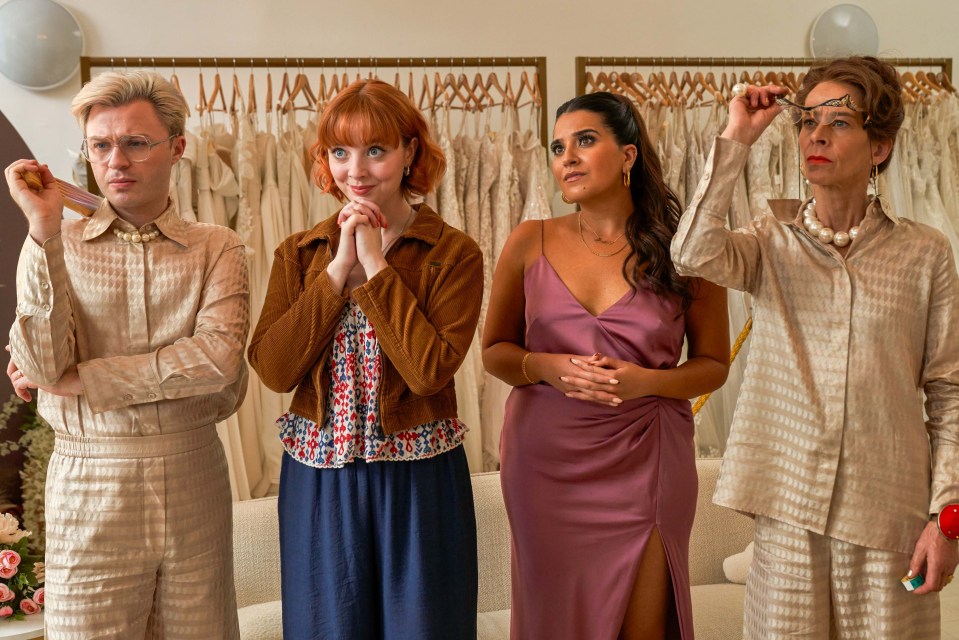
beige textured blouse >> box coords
[672,137,959,554]
[9,200,250,437]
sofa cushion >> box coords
[690,458,755,586]
[722,541,753,585]
[237,600,283,640]
[473,471,512,613]
[691,583,746,640]
[233,497,282,609]
[477,609,511,640]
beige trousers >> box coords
[744,515,940,639]
[43,427,239,639]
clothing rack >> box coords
[80,55,548,143]
[575,56,953,95]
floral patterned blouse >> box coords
[279,300,467,469]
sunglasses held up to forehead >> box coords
[775,94,871,127]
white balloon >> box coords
[809,4,879,58]
[0,0,84,90]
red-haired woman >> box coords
[249,79,482,639]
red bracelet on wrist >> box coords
[938,504,959,540]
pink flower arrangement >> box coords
[0,514,43,622]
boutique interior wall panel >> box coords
[1,0,957,212]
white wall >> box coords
[2,0,958,181]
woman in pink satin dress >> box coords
[483,92,730,639]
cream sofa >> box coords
[232,458,959,639]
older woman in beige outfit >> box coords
[672,56,959,638]
[5,71,247,638]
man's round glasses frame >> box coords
[80,134,177,164]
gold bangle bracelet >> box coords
[521,351,535,385]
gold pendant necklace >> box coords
[579,213,626,245]
[578,213,628,257]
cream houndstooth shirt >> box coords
[672,137,959,554]
[9,200,249,437]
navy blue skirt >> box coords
[278,445,478,639]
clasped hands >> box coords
[4,346,82,403]
[331,198,390,279]
[533,352,651,407]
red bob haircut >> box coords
[310,79,446,201]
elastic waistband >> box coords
[54,426,217,459]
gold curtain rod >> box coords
[82,56,546,70]
[575,56,953,94]
[577,56,950,70]
[80,55,549,151]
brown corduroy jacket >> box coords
[248,203,483,435]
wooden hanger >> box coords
[264,70,273,114]
[229,70,244,116]
[417,72,434,111]
[316,72,329,111]
[170,69,191,118]
[206,65,228,115]
[504,68,517,106]
[406,70,416,103]
[516,71,543,107]
[649,71,674,105]
[275,66,293,112]
[484,70,511,105]
[196,70,209,117]
[471,72,495,112]
[246,68,257,114]
[936,71,956,94]
[283,69,318,112]
[916,70,942,94]
[615,72,647,106]
[629,72,657,104]
[584,70,598,93]
[899,71,924,103]
[455,72,483,112]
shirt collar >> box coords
[82,199,191,247]
[296,202,447,249]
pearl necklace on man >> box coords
[114,226,161,244]
[802,199,861,248]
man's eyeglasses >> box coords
[80,134,176,164]
[775,95,871,127]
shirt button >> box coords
[122,394,133,401]
[40,282,49,289]
[148,393,157,400]
[41,304,50,311]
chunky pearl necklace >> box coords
[114,226,161,244]
[802,199,861,248]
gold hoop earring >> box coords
[403,165,411,177]
[623,170,631,188]
[561,193,572,204]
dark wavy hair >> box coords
[556,92,692,310]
